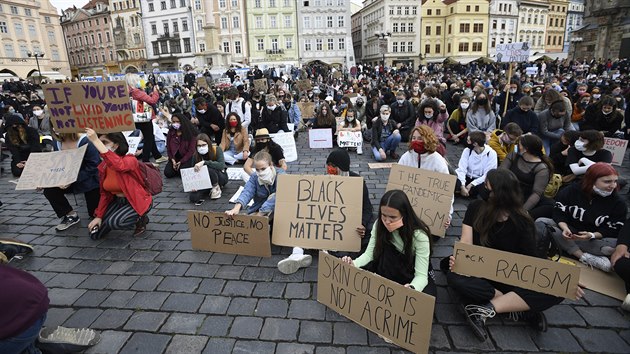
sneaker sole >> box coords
[55,219,80,231]
[0,238,34,254]
[277,255,312,275]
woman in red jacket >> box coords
[164,113,197,178]
[126,73,168,165]
[86,128,152,239]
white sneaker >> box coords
[580,253,612,272]
[155,156,168,163]
[622,294,630,312]
[210,185,222,199]
[277,254,312,274]
[357,145,363,155]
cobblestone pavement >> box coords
[2,134,630,354]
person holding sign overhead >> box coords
[85,128,152,239]
[444,169,571,342]
[189,133,228,205]
[164,113,197,178]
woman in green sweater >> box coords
[341,189,435,295]
[189,133,228,205]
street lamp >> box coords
[375,32,391,70]
[570,36,583,61]
[27,51,45,85]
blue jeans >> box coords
[0,313,46,354]
[542,129,564,154]
[372,133,401,161]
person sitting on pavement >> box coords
[446,95,470,144]
[549,130,580,177]
[338,108,363,155]
[415,98,449,150]
[488,122,523,165]
[277,149,374,274]
[86,128,153,239]
[536,163,626,273]
[43,131,101,231]
[455,131,498,198]
[390,90,415,142]
[564,130,612,183]
[465,91,496,134]
[261,94,290,134]
[4,114,42,177]
[500,96,539,136]
[444,169,574,342]
[582,95,625,138]
[220,112,251,165]
[243,128,287,181]
[611,218,630,312]
[189,133,228,206]
[164,113,197,178]
[371,105,402,161]
[538,100,574,153]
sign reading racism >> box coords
[16,146,87,190]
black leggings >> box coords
[136,121,162,162]
[164,158,192,178]
[43,186,100,218]
[614,257,630,293]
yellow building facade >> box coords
[546,0,568,53]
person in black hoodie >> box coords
[612,218,630,311]
[193,97,224,144]
[500,96,539,135]
[495,80,523,117]
[4,114,41,176]
[582,96,624,137]
[390,91,415,142]
[260,94,289,133]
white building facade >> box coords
[516,0,549,53]
[488,0,518,57]
[297,0,355,68]
[563,0,584,52]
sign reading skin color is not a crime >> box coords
[16,145,87,190]
[272,174,363,252]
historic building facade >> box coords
[110,0,147,73]
[571,0,629,60]
[488,0,518,57]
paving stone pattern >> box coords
[3,132,630,353]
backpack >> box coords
[534,220,561,261]
[138,162,163,195]
[544,173,562,198]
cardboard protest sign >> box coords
[337,131,362,148]
[273,175,363,251]
[295,79,312,92]
[452,243,581,300]
[309,128,333,148]
[317,252,434,353]
[495,42,530,63]
[335,116,345,133]
[559,256,626,300]
[297,102,316,118]
[333,71,342,79]
[43,82,133,133]
[216,78,231,85]
[603,137,628,166]
[386,164,456,237]
[196,76,209,89]
[226,167,244,181]
[343,93,359,105]
[188,210,271,257]
[270,131,298,162]
[254,79,268,92]
[16,145,87,190]
[180,167,213,192]
[526,66,538,76]
[368,163,394,169]
[126,136,141,155]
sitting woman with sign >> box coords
[226,151,284,217]
[85,128,152,239]
[220,112,250,165]
[164,113,197,178]
[536,163,626,273]
[189,133,227,206]
[341,190,436,298]
[338,108,363,155]
[444,169,572,342]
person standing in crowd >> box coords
[501,96,539,136]
[4,114,42,177]
[538,100,574,153]
[85,128,152,239]
[193,97,224,145]
[537,163,626,272]
[466,91,496,134]
[220,112,250,165]
[446,96,470,144]
[455,131,497,198]
[488,122,522,164]
[582,96,624,137]
[189,133,227,205]
[164,113,197,178]
[445,169,573,342]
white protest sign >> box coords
[216,78,231,84]
[16,146,88,190]
[603,137,628,166]
[495,42,530,63]
[309,128,333,148]
[126,136,141,155]
[337,131,363,148]
[526,66,538,76]
[227,167,244,180]
[270,131,297,162]
[180,167,213,192]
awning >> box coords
[458,57,481,65]
[426,57,446,63]
[36,71,67,81]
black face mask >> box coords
[476,98,488,106]
[257,142,267,149]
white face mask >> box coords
[592,94,601,99]
[424,113,433,119]
[380,113,390,121]
[593,185,612,197]
[267,105,276,111]
[460,103,469,110]
[32,109,44,116]
[197,109,206,114]
[602,109,612,116]
[257,167,275,185]
[197,146,209,155]
[574,140,587,152]
[397,99,405,104]
[509,89,517,94]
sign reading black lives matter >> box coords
[317,252,435,353]
[386,164,456,237]
[452,243,581,300]
[272,174,363,251]
[188,210,271,257]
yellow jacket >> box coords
[488,129,515,163]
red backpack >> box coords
[137,162,163,195]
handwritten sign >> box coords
[180,167,213,192]
[226,167,244,180]
[386,164,456,237]
[317,252,434,353]
[337,131,363,148]
[216,78,231,85]
[16,146,87,190]
[196,76,209,89]
[603,137,628,166]
[270,131,298,162]
[295,79,312,92]
[335,116,345,133]
[559,256,626,301]
[188,210,271,257]
[126,136,141,155]
[333,71,342,79]
[254,79,268,92]
[309,128,333,148]
[273,175,363,251]
[495,42,530,63]
[452,243,581,300]
[526,66,538,76]
[297,102,316,119]
[43,82,133,133]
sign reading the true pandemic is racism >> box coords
[452,243,581,300]
[386,164,455,237]
[495,42,530,63]
[317,252,435,353]
[603,137,628,166]
[188,210,271,257]
[16,146,87,190]
[273,175,363,251]
[43,82,134,133]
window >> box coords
[397,7,401,15]
[19,44,28,58]
[221,17,228,29]
[199,43,205,52]
[327,16,333,28]
[28,24,36,37]
[255,0,261,7]
[194,0,201,10]
[459,23,470,33]
[285,36,292,49]
[91,34,95,44]
[492,20,497,30]
[235,40,242,53]
[183,38,191,52]
[181,19,188,31]
[392,42,398,53]
[435,43,440,53]
[172,20,179,33]
[4,44,14,57]
[197,19,203,31]
[425,26,430,35]
[427,9,432,16]
[458,42,469,52]
[304,17,310,28]
[338,16,344,27]
[338,38,344,50]
[315,16,322,28]
[170,0,176,8]
[255,16,262,28]
[257,38,264,50]
[408,23,413,32]
[316,38,322,50]
[466,5,470,11]
[133,33,140,44]
[151,23,157,35]
[271,38,278,50]
[14,23,23,36]
[404,6,409,15]
[270,15,276,28]
[284,0,290,6]
[160,41,168,53]
[223,41,230,52]
[305,39,311,51]
[447,43,451,52]
[327,38,334,50]
[25,8,32,16]
[491,38,496,48]
[436,9,441,15]
[448,24,451,34]
[400,41,405,52]
[45,16,51,24]
[106,32,110,42]
[425,44,430,54]
[475,5,479,12]
[10,6,18,15]
[270,0,276,7]
[233,16,239,28]
[161,1,166,10]
[0,22,7,34]
[181,0,186,6]
[436,26,441,35]
[472,42,482,51]
[389,7,394,15]
[501,21,506,30]
[233,0,239,7]
[149,2,154,11]
[555,18,559,27]
[473,23,483,33]
[412,6,417,15]
[392,23,398,32]
[284,15,291,28]
[171,39,181,53]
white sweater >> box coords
[455,145,498,186]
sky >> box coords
[49,0,85,13]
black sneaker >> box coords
[56,214,80,231]
[133,215,149,237]
[0,239,34,263]
[463,303,495,341]
[518,311,547,332]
